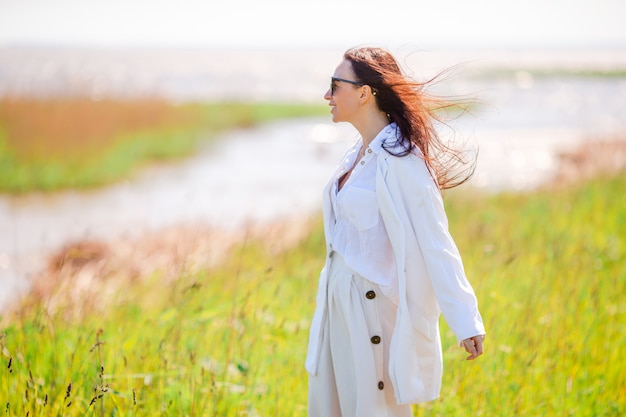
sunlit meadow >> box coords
[1,172,624,416]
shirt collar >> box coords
[368,123,398,154]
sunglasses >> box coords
[330,77,365,95]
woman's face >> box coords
[324,59,363,124]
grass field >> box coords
[1,172,624,416]
[0,98,328,193]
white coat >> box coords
[306,126,485,405]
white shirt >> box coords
[328,124,398,301]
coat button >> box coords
[371,335,381,344]
[378,381,384,390]
[365,290,376,299]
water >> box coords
[453,74,626,188]
[1,46,625,311]
[0,119,359,310]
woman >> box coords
[305,47,486,417]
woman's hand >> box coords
[461,335,485,360]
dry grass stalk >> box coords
[551,137,626,187]
[13,216,315,320]
[0,98,196,158]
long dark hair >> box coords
[344,47,476,190]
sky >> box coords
[0,0,625,49]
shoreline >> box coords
[3,137,625,318]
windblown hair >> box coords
[344,47,476,190]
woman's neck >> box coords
[353,110,390,147]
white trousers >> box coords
[308,253,412,417]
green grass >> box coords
[0,100,327,193]
[436,178,626,416]
[1,176,625,416]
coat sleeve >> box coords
[386,153,485,345]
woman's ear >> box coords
[360,85,375,103]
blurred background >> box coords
[1,0,625,310]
